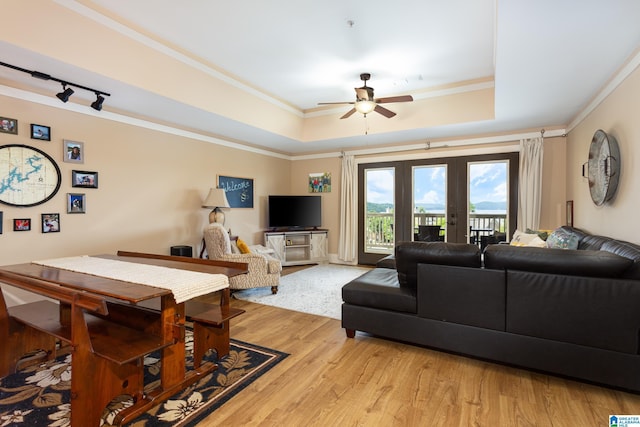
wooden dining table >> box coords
[0,251,248,426]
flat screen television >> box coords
[268,195,321,230]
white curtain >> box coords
[338,154,358,263]
[517,137,544,231]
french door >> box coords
[358,153,518,265]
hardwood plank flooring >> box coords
[196,297,640,426]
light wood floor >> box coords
[196,296,640,427]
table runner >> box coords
[32,256,228,303]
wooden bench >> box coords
[0,270,172,427]
[132,297,245,368]
[8,301,171,365]
[115,250,246,368]
[188,299,245,368]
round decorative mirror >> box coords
[586,129,620,206]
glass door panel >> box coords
[357,153,517,265]
[467,161,509,249]
[364,167,395,254]
[412,165,447,241]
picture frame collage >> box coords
[0,116,99,234]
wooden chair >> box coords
[415,225,444,242]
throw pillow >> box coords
[546,228,579,250]
[525,228,551,241]
[525,235,547,248]
[230,240,241,254]
[510,230,541,247]
[236,238,251,254]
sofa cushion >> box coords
[601,240,640,280]
[579,234,612,250]
[376,254,396,269]
[417,264,506,331]
[484,244,633,278]
[395,242,481,288]
[342,268,416,313]
[506,270,640,354]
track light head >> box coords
[91,94,105,111]
[56,85,74,103]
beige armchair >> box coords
[203,223,281,294]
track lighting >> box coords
[91,94,105,111]
[0,61,110,111]
[56,84,74,103]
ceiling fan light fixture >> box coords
[318,73,412,119]
[355,100,376,115]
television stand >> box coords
[264,229,328,266]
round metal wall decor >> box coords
[586,129,620,206]
[0,144,62,207]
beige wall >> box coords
[567,65,640,242]
[539,136,567,230]
[0,95,290,270]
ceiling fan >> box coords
[319,73,413,119]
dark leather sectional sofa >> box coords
[342,226,640,392]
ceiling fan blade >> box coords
[340,108,357,119]
[374,104,396,118]
[376,95,414,104]
[318,101,355,105]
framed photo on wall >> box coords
[67,193,86,213]
[72,170,98,188]
[13,218,30,231]
[63,140,84,164]
[0,117,18,135]
[217,175,254,208]
[309,172,331,193]
[30,124,51,141]
[0,211,3,234]
[41,213,60,233]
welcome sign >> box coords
[217,175,254,208]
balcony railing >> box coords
[365,212,508,253]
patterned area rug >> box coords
[234,264,371,319]
[0,331,287,427]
